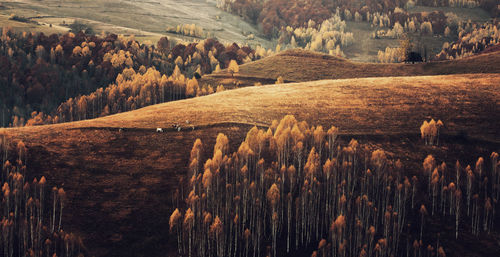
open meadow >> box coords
[2,72,499,256]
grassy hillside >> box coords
[202,49,500,87]
[0,0,272,46]
[2,73,500,256]
[2,1,494,62]
[0,13,69,34]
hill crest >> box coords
[202,48,500,87]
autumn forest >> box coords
[0,0,499,256]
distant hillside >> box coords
[0,0,272,47]
[0,30,258,127]
[202,49,500,86]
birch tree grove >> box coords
[0,136,86,257]
[170,115,498,257]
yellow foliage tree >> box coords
[228,60,239,77]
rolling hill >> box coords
[201,48,500,87]
[0,0,272,46]
[2,73,500,257]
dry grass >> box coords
[0,14,68,34]
[202,49,500,87]
[55,73,499,142]
[0,0,272,47]
[343,21,447,62]
[3,74,500,256]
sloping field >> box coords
[63,73,500,142]
[0,0,272,46]
[202,49,500,87]
[3,74,500,256]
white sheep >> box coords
[156,128,163,133]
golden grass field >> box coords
[0,0,272,46]
[202,49,500,87]
[3,71,500,256]
[22,73,499,141]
